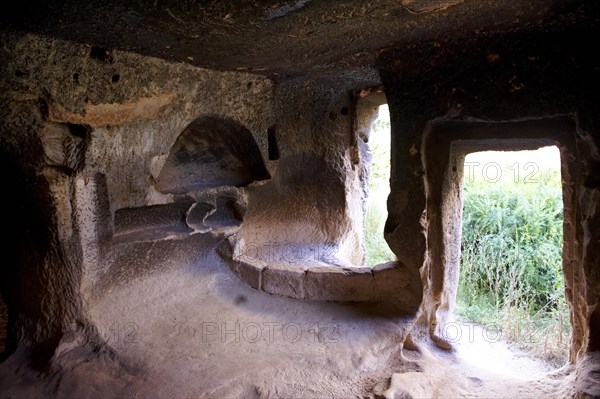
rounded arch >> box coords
[156,116,270,194]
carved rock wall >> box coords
[0,32,379,364]
[0,31,275,360]
[378,27,600,395]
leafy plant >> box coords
[365,196,395,266]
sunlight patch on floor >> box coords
[453,321,550,379]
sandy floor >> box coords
[387,324,575,399]
[0,235,576,398]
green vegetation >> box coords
[457,151,570,366]
[365,194,395,267]
[364,112,395,267]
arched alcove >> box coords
[155,116,270,194]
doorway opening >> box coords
[364,104,395,267]
[456,146,570,367]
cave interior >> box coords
[0,0,599,397]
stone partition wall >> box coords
[234,78,370,268]
[214,86,424,314]
[378,26,600,393]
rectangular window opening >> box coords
[364,104,395,267]
[268,126,280,161]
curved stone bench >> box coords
[217,238,422,314]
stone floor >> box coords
[0,235,577,398]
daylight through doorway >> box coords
[456,146,570,368]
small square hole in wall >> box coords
[268,125,280,161]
